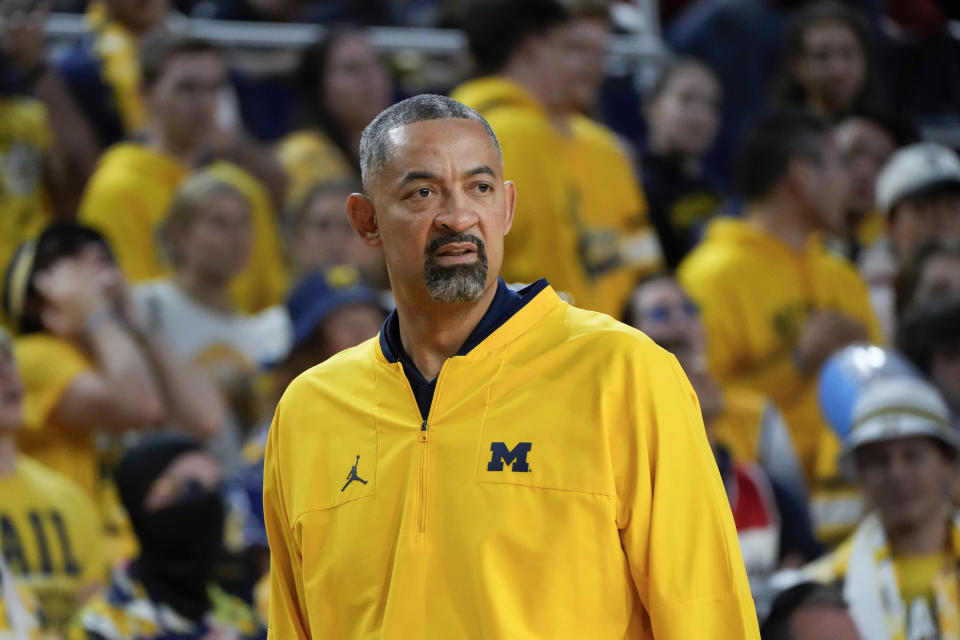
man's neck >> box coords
[0,434,17,479]
[394,283,498,381]
[144,126,203,168]
[745,198,818,252]
[889,512,950,556]
[176,271,233,313]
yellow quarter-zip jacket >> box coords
[264,281,759,639]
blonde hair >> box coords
[161,171,248,267]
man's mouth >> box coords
[432,241,479,264]
[434,243,477,257]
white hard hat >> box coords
[845,375,957,453]
[875,142,960,216]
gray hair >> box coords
[358,94,502,191]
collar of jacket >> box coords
[377,277,552,368]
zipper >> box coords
[418,418,429,533]
[415,364,448,535]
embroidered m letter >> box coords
[487,442,532,472]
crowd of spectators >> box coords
[0,0,959,638]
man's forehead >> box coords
[386,118,493,148]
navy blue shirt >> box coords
[379,278,549,422]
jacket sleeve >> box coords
[263,400,311,639]
[617,346,760,638]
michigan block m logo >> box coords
[487,442,532,472]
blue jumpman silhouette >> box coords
[341,455,368,492]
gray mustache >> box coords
[425,233,486,258]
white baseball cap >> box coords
[875,142,960,216]
[845,375,957,454]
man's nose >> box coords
[435,190,479,232]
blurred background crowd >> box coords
[0,0,958,638]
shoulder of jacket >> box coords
[281,338,380,399]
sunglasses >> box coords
[644,300,699,324]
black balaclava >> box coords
[116,435,225,623]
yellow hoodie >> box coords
[451,77,659,317]
[264,283,759,639]
[78,143,286,313]
[678,217,882,482]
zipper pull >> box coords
[420,419,428,442]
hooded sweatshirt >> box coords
[678,217,881,481]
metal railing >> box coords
[44,12,667,61]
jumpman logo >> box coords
[341,455,368,492]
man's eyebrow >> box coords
[466,165,496,178]
[399,170,437,185]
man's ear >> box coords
[346,193,382,248]
[503,180,517,236]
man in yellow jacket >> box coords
[263,94,759,638]
[450,0,659,317]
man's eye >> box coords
[477,183,491,193]
[417,188,431,198]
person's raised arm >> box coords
[113,281,226,441]
[38,256,165,432]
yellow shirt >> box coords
[451,77,659,317]
[896,553,947,611]
[275,129,356,207]
[14,335,97,498]
[14,335,138,569]
[678,217,882,480]
[0,97,52,291]
[802,513,960,639]
[84,1,146,135]
[0,456,105,635]
[78,143,287,313]
[264,285,758,638]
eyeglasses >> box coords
[643,300,700,325]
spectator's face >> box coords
[105,0,168,35]
[318,304,386,357]
[0,346,23,432]
[143,451,221,512]
[354,118,514,303]
[646,64,721,160]
[856,436,954,536]
[790,606,862,640]
[291,191,372,273]
[149,51,225,145]
[913,254,960,308]
[801,139,850,234]
[890,192,960,260]
[322,34,391,136]
[833,118,896,225]
[628,278,704,360]
[794,20,866,115]
[178,193,252,286]
[558,16,608,112]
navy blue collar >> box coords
[379,278,549,421]
[380,277,548,366]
